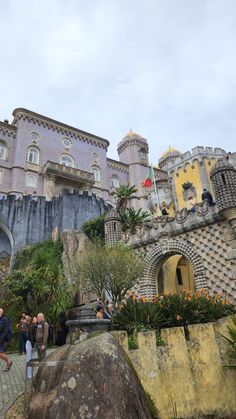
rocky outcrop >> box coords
[29,333,158,419]
[61,230,90,284]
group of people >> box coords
[96,299,114,320]
[161,188,215,216]
[0,308,49,374]
[188,188,215,213]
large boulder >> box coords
[29,333,158,419]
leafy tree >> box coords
[79,242,144,307]
[81,214,106,242]
[120,208,150,233]
[4,241,73,324]
[112,184,138,213]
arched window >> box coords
[111,175,120,189]
[140,148,146,161]
[0,169,3,184]
[0,142,7,160]
[27,146,40,164]
[60,154,74,168]
[26,173,37,188]
[91,166,101,182]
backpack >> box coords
[5,317,13,342]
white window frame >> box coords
[26,173,38,188]
[0,168,4,184]
[91,166,101,183]
[111,175,120,189]
[62,138,72,148]
[140,148,146,161]
[27,146,40,164]
[60,154,75,168]
[0,142,7,160]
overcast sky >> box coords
[0,0,235,163]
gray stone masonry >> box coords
[0,190,111,259]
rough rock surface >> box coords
[29,333,157,419]
[61,230,90,284]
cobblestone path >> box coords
[0,353,26,418]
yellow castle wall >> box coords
[173,161,202,210]
[113,317,236,419]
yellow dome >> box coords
[126,129,145,139]
[160,146,180,159]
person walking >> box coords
[26,316,37,378]
[35,313,49,361]
[17,312,30,355]
[0,308,12,372]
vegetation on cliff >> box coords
[3,240,73,323]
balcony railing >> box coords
[43,161,94,185]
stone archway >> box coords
[140,238,207,298]
[0,219,14,267]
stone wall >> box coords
[0,190,110,258]
[114,317,236,419]
[120,205,236,301]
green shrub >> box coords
[3,240,73,324]
[112,291,235,333]
[81,215,106,242]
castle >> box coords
[1,107,236,300]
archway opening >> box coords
[0,223,13,298]
[157,255,195,295]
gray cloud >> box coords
[0,0,235,163]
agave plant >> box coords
[222,316,236,368]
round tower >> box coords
[117,131,149,210]
[210,157,236,234]
[104,209,122,246]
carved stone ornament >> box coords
[175,207,188,224]
[121,230,131,243]
[161,239,170,254]
[182,182,196,201]
[136,224,145,238]
[195,200,209,216]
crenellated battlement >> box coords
[163,146,226,172]
[0,190,111,259]
[113,316,236,418]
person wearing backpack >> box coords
[0,308,12,372]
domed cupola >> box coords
[158,146,182,169]
[210,157,236,234]
[117,130,149,165]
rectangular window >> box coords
[176,268,183,285]
[26,173,37,188]
[0,169,3,184]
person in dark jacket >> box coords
[201,188,215,206]
[26,316,37,378]
[17,312,30,355]
[0,308,12,372]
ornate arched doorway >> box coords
[140,238,207,298]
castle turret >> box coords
[117,131,149,210]
[104,209,122,246]
[210,157,236,234]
